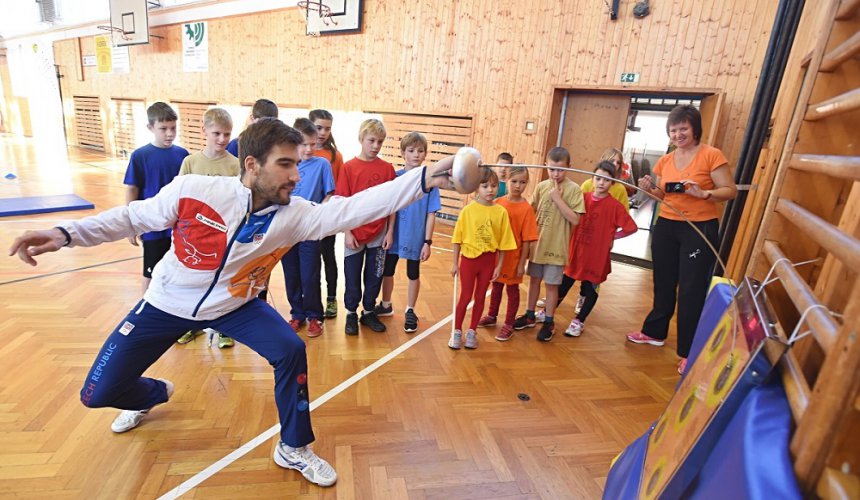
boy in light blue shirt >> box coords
[281,118,336,337]
[375,132,441,332]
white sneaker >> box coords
[564,319,584,337]
[448,329,462,349]
[536,297,546,308]
[110,378,174,433]
[535,310,547,323]
[464,329,478,349]
[575,295,586,315]
[273,442,338,487]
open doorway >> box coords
[612,97,703,265]
[544,88,721,268]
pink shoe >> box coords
[289,319,305,332]
[678,358,688,375]
[477,315,497,328]
[495,324,514,341]
[626,331,665,346]
[307,319,324,338]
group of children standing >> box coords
[449,148,638,349]
[124,99,637,351]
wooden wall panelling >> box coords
[0,52,16,134]
[173,100,215,153]
[376,111,473,220]
[111,98,146,157]
[49,0,779,183]
[72,95,105,151]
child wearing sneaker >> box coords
[558,162,637,337]
[514,147,585,342]
[377,132,441,333]
[176,107,239,349]
[551,148,633,314]
[309,109,344,319]
[476,167,538,341]
[280,118,335,338]
[449,168,517,349]
[336,119,396,335]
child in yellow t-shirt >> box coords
[449,168,517,350]
[477,167,538,341]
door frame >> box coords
[542,85,724,168]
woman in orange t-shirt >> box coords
[626,105,737,375]
[310,109,345,319]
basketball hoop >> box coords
[97,25,131,42]
[297,0,338,37]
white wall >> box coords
[624,110,671,171]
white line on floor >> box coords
[157,310,457,499]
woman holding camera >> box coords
[627,105,737,375]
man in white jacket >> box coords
[8,118,454,488]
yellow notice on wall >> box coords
[95,35,112,73]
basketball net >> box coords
[96,25,132,43]
[296,0,337,37]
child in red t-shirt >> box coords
[559,161,638,337]
[335,119,396,335]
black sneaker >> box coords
[360,311,387,332]
[374,302,394,317]
[513,314,537,330]
[345,312,359,336]
[404,309,419,333]
[537,322,554,342]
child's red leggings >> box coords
[455,252,496,331]
[486,281,520,327]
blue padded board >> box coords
[0,194,95,217]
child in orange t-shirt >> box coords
[309,109,344,319]
[477,167,538,341]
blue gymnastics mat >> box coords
[0,194,95,217]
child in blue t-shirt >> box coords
[376,132,441,333]
[280,118,336,338]
[123,102,189,295]
[226,98,279,157]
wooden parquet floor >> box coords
[0,135,683,499]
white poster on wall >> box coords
[182,21,208,72]
[112,45,130,74]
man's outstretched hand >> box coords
[8,229,66,266]
[424,156,455,191]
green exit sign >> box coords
[621,73,640,83]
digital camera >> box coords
[664,182,686,193]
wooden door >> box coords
[559,93,630,185]
[699,92,724,147]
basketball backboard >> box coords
[109,0,150,46]
[302,0,363,36]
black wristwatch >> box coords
[424,239,432,246]
[55,226,72,247]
